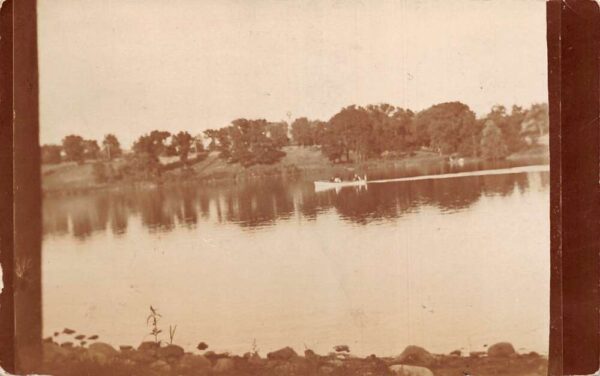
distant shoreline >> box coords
[41,145,549,197]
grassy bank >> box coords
[42,145,549,195]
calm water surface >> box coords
[42,160,549,356]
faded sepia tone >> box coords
[34,1,549,375]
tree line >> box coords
[42,101,549,176]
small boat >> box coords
[314,175,367,192]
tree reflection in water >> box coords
[43,169,549,241]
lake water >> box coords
[42,159,550,357]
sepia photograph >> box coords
[9,0,553,375]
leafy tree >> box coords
[267,122,289,148]
[521,103,549,144]
[326,105,373,162]
[83,140,101,160]
[193,135,205,154]
[483,105,525,154]
[366,104,414,156]
[291,117,314,146]
[171,131,193,165]
[62,135,85,163]
[102,134,122,160]
[203,129,219,151]
[41,144,62,164]
[413,102,478,156]
[131,131,171,177]
[480,120,509,160]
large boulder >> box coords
[395,346,434,366]
[138,341,160,352]
[149,359,171,373]
[87,342,118,364]
[389,364,435,376]
[487,342,516,357]
[88,342,118,357]
[43,342,69,363]
[213,358,235,373]
[334,345,350,353]
[129,349,157,364]
[267,346,298,361]
[179,353,211,369]
[157,344,185,359]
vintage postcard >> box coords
[4,0,554,375]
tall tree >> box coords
[62,135,85,163]
[131,130,171,177]
[203,129,219,151]
[83,140,101,160]
[102,134,122,160]
[521,103,549,144]
[267,121,290,148]
[291,117,314,146]
[413,102,478,156]
[171,131,193,165]
[480,120,509,160]
[483,105,525,154]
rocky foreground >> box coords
[40,338,547,376]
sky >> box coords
[37,0,548,147]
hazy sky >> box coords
[38,0,548,147]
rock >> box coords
[204,351,230,364]
[469,351,486,358]
[213,358,235,373]
[157,344,184,359]
[129,349,157,364]
[138,341,160,352]
[150,359,171,373]
[389,364,435,376]
[62,328,76,335]
[450,349,461,356]
[395,345,434,366]
[119,345,133,352]
[88,342,118,358]
[86,342,118,365]
[43,337,53,343]
[334,345,350,353]
[487,342,516,357]
[179,353,211,370]
[43,342,69,363]
[87,335,99,340]
[74,334,85,340]
[327,358,344,367]
[197,341,209,350]
[53,332,59,337]
[267,346,298,361]
[80,341,87,347]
